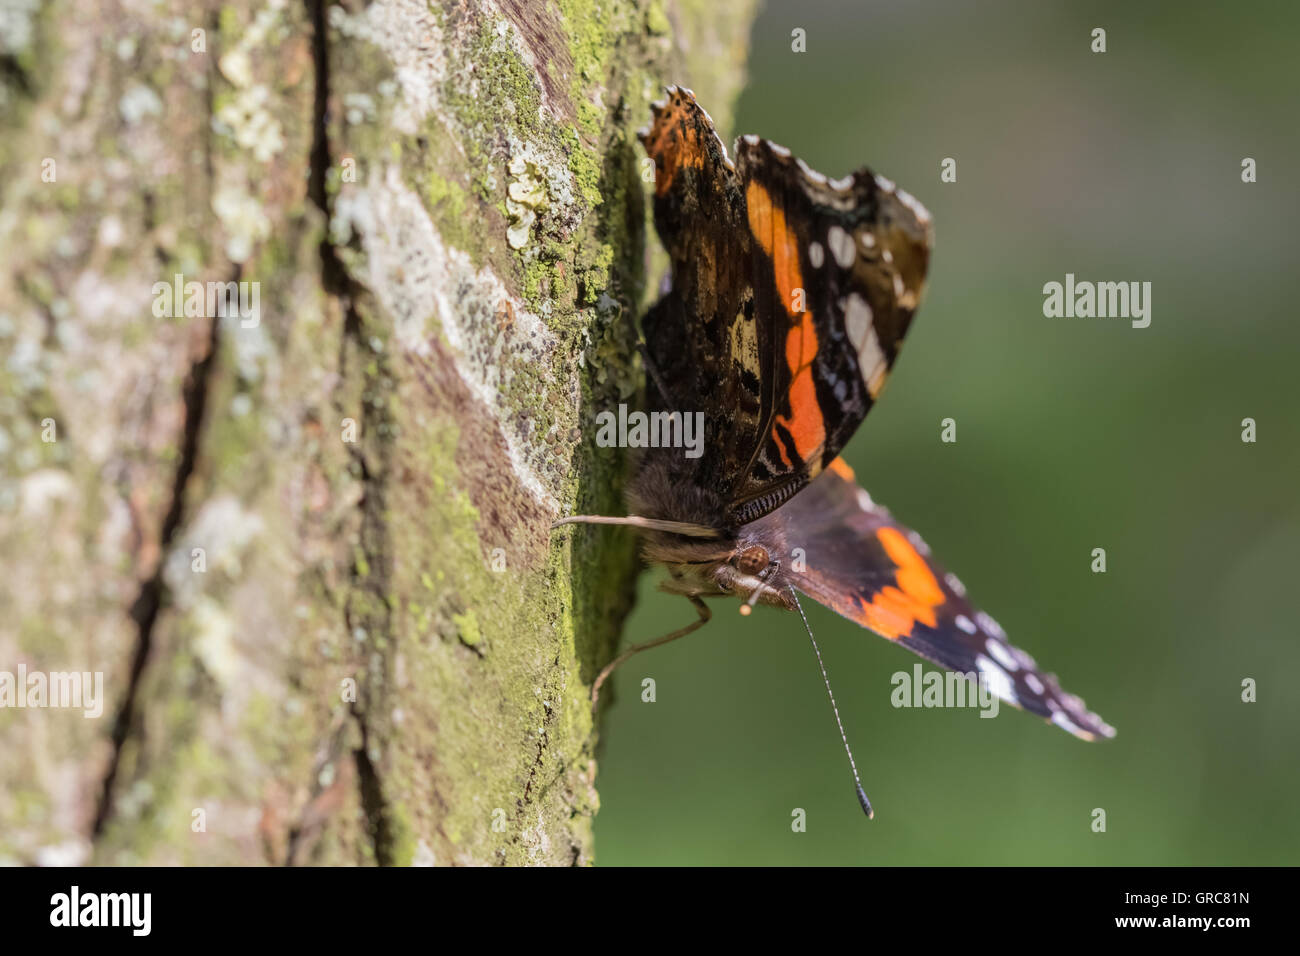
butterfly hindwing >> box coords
[754,461,1116,741]
[639,89,761,507]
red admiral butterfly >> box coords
[557,87,1114,817]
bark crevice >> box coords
[92,305,225,837]
[307,0,403,864]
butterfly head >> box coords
[645,532,791,614]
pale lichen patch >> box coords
[334,0,450,136]
[214,85,285,162]
[118,83,163,125]
[506,154,547,249]
[335,166,569,512]
[162,494,266,609]
[213,0,288,159]
[212,176,271,264]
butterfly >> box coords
[556,87,1114,817]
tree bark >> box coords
[0,0,754,865]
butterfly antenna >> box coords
[788,587,873,819]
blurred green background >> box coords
[593,0,1300,864]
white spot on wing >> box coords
[975,654,1015,704]
[768,141,791,157]
[944,572,966,596]
[808,241,824,268]
[986,640,1019,672]
[827,225,855,268]
[875,174,896,193]
[855,487,875,512]
[843,294,867,348]
[1051,710,1089,738]
[1024,673,1045,694]
[955,614,976,635]
[845,294,886,397]
[829,175,854,190]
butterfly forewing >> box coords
[729,137,933,524]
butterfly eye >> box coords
[734,545,770,576]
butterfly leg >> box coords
[591,595,711,711]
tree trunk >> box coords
[0,0,755,865]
